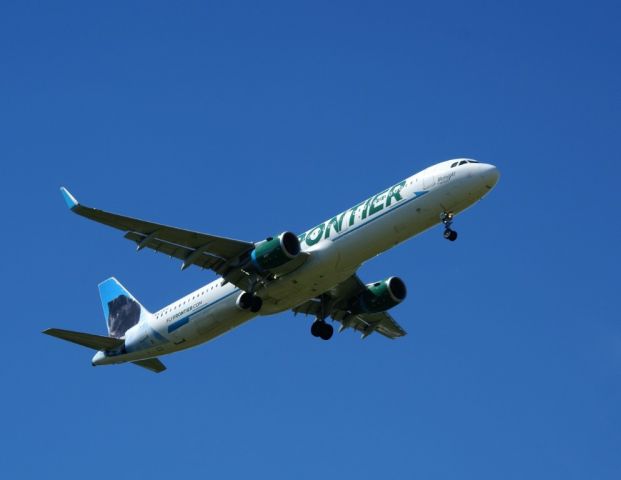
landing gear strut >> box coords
[441,211,458,241]
[310,294,334,340]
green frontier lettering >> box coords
[347,200,366,227]
[385,180,406,206]
[302,179,409,247]
[324,213,345,239]
[305,223,325,246]
[367,188,389,217]
[360,195,374,220]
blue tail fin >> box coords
[98,278,150,338]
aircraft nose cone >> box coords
[481,164,500,189]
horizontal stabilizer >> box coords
[132,358,166,373]
[43,328,124,350]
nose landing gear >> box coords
[441,211,458,241]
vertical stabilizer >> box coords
[98,278,149,338]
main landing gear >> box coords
[310,294,334,340]
[311,319,334,340]
[441,211,458,242]
[249,294,263,313]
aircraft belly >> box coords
[260,269,355,315]
[137,289,258,356]
[190,294,257,343]
[259,245,350,314]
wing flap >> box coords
[354,311,407,338]
[124,231,228,272]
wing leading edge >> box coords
[60,187,255,284]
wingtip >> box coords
[59,187,79,209]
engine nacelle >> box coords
[250,231,301,272]
[350,276,407,314]
[236,291,263,313]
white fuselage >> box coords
[93,159,499,366]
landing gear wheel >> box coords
[250,295,263,312]
[443,229,458,241]
[310,320,322,337]
[440,211,458,241]
[311,320,333,340]
[319,322,334,340]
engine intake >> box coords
[250,231,301,272]
[350,276,407,314]
[236,292,263,313]
[236,292,254,310]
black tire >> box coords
[250,295,263,312]
[310,321,321,337]
[444,229,458,241]
[319,322,334,340]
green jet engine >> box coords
[250,231,301,272]
[350,277,407,314]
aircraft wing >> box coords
[292,274,407,339]
[60,187,254,283]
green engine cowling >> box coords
[350,277,407,314]
[250,231,301,272]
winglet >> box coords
[60,187,79,209]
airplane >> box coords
[44,158,499,373]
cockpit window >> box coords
[450,162,458,168]
[459,160,468,166]
[468,160,479,163]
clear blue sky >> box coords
[2,1,619,478]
